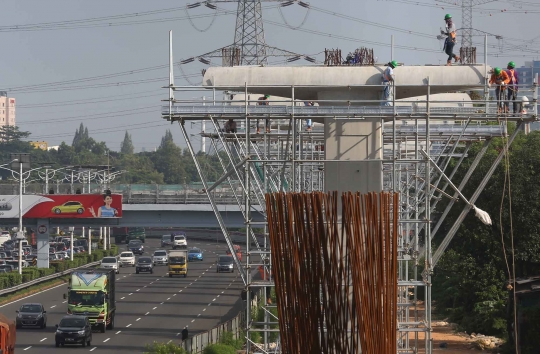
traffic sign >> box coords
[37,225,47,234]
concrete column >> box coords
[36,219,49,268]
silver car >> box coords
[152,250,168,266]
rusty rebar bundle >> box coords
[324,48,342,66]
[266,191,398,354]
[459,47,476,64]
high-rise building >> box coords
[515,60,540,86]
[0,91,16,128]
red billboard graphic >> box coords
[22,194,123,219]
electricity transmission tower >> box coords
[437,0,497,63]
[233,0,268,65]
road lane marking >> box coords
[129,293,133,296]
[167,340,172,344]
[126,324,132,327]
[176,333,180,336]
[160,302,163,305]
[40,338,47,342]
[116,331,121,334]
[189,283,192,285]
[145,312,150,315]
[208,303,211,306]
[197,314,201,317]
[191,319,195,323]
[173,294,176,296]
[150,282,153,284]
[167,298,170,300]
[213,298,216,301]
[143,286,147,288]
[203,308,206,312]
[103,338,110,342]
[50,305,56,308]
[221,291,224,294]
[136,318,141,321]
[153,307,157,310]
[136,289,140,292]
[121,297,125,300]
[23,347,31,350]
[217,295,220,298]
[62,301,67,303]
[90,348,97,352]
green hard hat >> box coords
[494,67,502,75]
[507,61,516,68]
[444,14,452,20]
[264,94,270,98]
[390,60,398,68]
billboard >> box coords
[0,194,122,219]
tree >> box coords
[120,131,134,154]
[159,130,174,149]
[433,126,540,338]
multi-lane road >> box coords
[0,239,244,353]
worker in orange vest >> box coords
[489,67,511,113]
[441,14,460,66]
[505,61,520,114]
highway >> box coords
[0,239,244,353]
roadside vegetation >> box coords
[433,123,540,344]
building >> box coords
[515,60,540,86]
[0,91,16,127]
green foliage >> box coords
[202,344,237,354]
[144,341,186,354]
[219,331,243,350]
[121,131,135,154]
[433,126,540,339]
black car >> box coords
[216,255,234,273]
[55,315,92,347]
[136,256,154,274]
[128,241,144,255]
[16,303,47,329]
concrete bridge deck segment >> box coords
[202,64,490,102]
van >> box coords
[0,234,10,247]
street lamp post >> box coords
[69,227,74,261]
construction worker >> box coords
[224,118,237,133]
[441,14,460,66]
[257,94,270,134]
[382,61,397,106]
[489,67,511,114]
[506,61,520,114]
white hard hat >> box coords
[522,96,529,103]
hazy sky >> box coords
[1,0,538,152]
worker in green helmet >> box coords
[381,60,397,106]
[440,14,460,66]
[505,61,520,114]
[489,67,511,114]
[257,94,271,134]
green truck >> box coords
[112,227,146,244]
[65,269,116,333]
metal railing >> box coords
[0,261,100,296]
[181,310,244,353]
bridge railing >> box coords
[181,310,244,353]
[0,183,260,205]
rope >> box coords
[498,118,518,352]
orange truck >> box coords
[0,313,16,354]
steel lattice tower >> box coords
[233,0,268,65]
[437,0,497,62]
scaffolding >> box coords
[163,36,538,354]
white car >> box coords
[173,235,187,249]
[56,251,69,260]
[119,252,135,267]
[100,256,120,274]
[152,250,168,266]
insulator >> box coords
[180,58,195,64]
[187,2,201,9]
[304,56,316,63]
[287,56,301,62]
[281,1,295,7]
[298,1,310,8]
[198,57,211,65]
[205,2,217,10]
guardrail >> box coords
[0,261,100,296]
[142,229,266,247]
[181,310,244,353]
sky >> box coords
[0,0,539,153]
